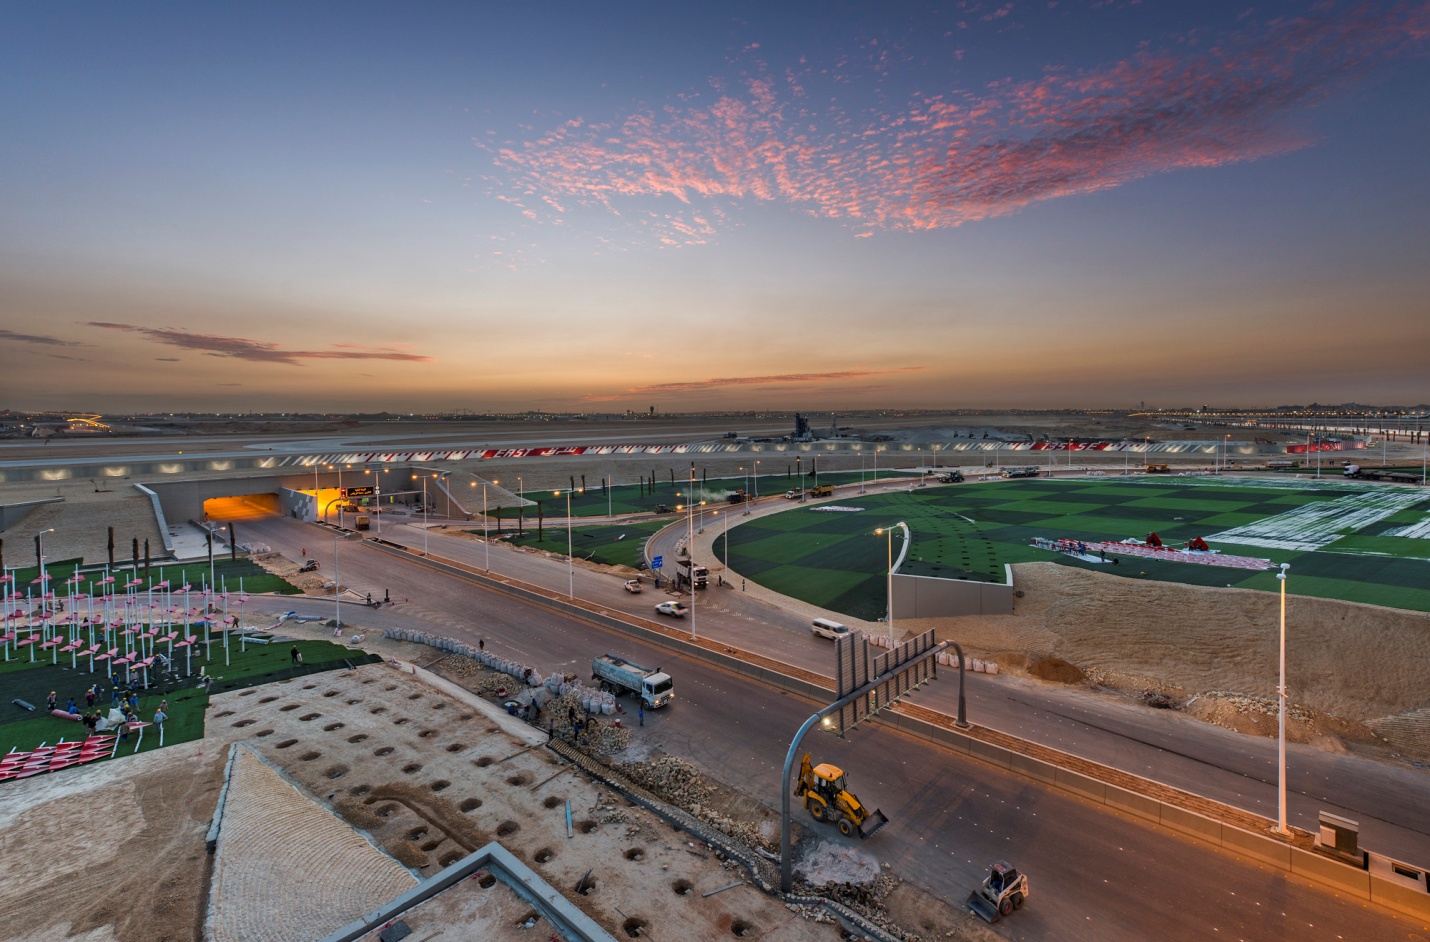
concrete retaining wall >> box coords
[892,564,1014,617]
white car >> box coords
[655,601,688,618]
[811,618,850,640]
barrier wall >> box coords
[892,563,1014,617]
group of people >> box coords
[46,676,170,742]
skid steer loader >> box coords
[966,860,1029,923]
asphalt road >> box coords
[236,513,1426,941]
[369,503,1430,867]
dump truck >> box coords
[794,754,889,839]
[727,489,749,504]
[592,654,674,708]
[807,483,835,497]
[1000,467,1040,479]
[1145,463,1171,473]
[676,558,708,589]
[354,515,371,531]
[936,471,964,483]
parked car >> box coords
[623,579,643,593]
[655,601,689,618]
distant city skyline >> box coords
[2,2,1427,412]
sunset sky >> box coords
[3,1,1428,413]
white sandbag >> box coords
[601,702,615,716]
[985,662,998,675]
[972,659,985,672]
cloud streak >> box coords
[86,323,434,365]
[0,329,80,347]
[488,3,1429,240]
[580,367,925,401]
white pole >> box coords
[860,452,866,493]
[1277,562,1290,836]
[422,476,429,556]
[333,535,342,630]
[885,528,894,645]
[565,490,574,598]
[482,484,490,571]
[375,475,382,537]
[688,464,696,641]
[608,475,612,518]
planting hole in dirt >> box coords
[407,693,422,701]
[362,678,375,685]
[303,685,317,690]
[474,757,494,767]
[731,919,753,937]
[408,827,429,841]
[275,739,298,749]
[350,784,371,796]
[299,713,320,721]
[232,719,255,728]
[577,819,598,834]
[430,779,451,792]
[496,820,520,837]
[624,848,645,862]
[393,718,410,726]
[431,702,446,709]
[254,729,273,737]
[438,851,462,866]
[444,744,465,753]
[280,704,300,712]
[215,711,234,718]
[299,751,321,761]
[672,879,693,896]
[622,916,647,937]
[370,706,387,714]
[376,804,398,818]
[422,839,441,852]
[419,729,436,738]
[576,876,598,896]
[323,690,339,698]
[323,723,345,731]
[346,699,360,705]
[542,796,561,809]
[239,690,255,697]
[326,765,348,779]
[374,746,395,757]
[477,873,496,889]
[384,685,397,691]
[347,734,368,744]
[534,848,554,864]
[402,763,422,774]
[259,697,278,704]
[459,798,482,812]
[505,773,531,786]
[516,911,540,929]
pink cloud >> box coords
[577,367,925,401]
[486,4,1428,238]
[86,323,434,365]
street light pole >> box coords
[1276,562,1291,836]
[753,460,760,499]
[798,456,804,503]
[482,483,490,571]
[333,532,352,630]
[687,464,696,641]
[875,522,907,646]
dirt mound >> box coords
[1027,655,1084,684]
[909,562,1430,727]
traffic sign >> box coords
[344,485,375,497]
[651,554,664,570]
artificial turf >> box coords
[721,477,1430,619]
[0,638,373,764]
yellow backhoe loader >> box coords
[795,754,889,839]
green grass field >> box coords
[477,469,894,519]
[0,639,374,764]
[720,477,1430,620]
[493,520,668,568]
[10,557,299,596]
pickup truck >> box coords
[623,579,643,593]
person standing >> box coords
[47,691,57,712]
[290,644,300,665]
[638,703,644,727]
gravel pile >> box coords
[619,756,714,806]
[1196,690,1315,721]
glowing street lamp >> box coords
[874,522,908,646]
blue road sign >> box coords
[651,555,664,570]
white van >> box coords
[811,617,850,640]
